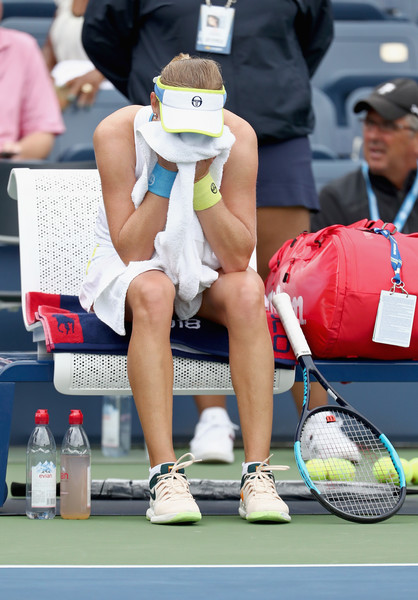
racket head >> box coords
[274,292,406,522]
[294,405,406,523]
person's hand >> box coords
[65,69,104,107]
[0,141,21,159]
[194,158,215,182]
[71,0,89,17]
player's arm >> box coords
[195,110,258,273]
[93,105,169,265]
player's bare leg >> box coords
[199,268,274,461]
[125,270,176,468]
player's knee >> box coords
[225,271,265,321]
[128,274,174,322]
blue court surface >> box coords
[1,565,418,599]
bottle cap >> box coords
[69,409,83,425]
[35,409,49,424]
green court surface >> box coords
[2,513,418,566]
[2,446,418,566]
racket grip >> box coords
[272,293,311,358]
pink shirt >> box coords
[0,27,65,145]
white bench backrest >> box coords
[8,168,101,329]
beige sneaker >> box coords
[239,459,291,523]
[146,453,202,524]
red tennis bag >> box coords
[265,219,418,359]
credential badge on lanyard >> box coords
[372,225,417,348]
[196,0,236,55]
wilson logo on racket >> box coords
[326,415,336,423]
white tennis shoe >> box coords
[239,460,291,523]
[300,410,361,463]
[146,453,202,524]
[190,407,239,464]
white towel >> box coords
[131,119,236,320]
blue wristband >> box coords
[148,162,177,198]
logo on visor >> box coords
[191,96,203,108]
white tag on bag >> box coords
[373,290,416,347]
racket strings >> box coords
[300,409,402,518]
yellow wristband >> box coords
[193,172,222,211]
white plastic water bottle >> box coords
[101,395,132,457]
[60,409,91,520]
[26,409,56,519]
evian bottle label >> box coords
[31,461,56,508]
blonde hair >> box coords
[160,54,224,91]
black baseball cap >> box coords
[354,78,418,121]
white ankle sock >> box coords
[149,462,173,481]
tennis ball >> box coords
[373,457,399,485]
[409,458,418,485]
[305,459,327,480]
[400,458,412,485]
[324,458,356,481]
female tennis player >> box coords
[80,54,291,525]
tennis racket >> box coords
[273,292,406,523]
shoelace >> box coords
[155,453,201,501]
[243,455,289,497]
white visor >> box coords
[154,77,226,137]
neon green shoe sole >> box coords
[239,508,291,523]
[146,510,202,524]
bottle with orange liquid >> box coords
[60,409,91,519]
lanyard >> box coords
[373,226,402,287]
[362,160,418,233]
[205,0,236,6]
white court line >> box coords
[1,563,418,569]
